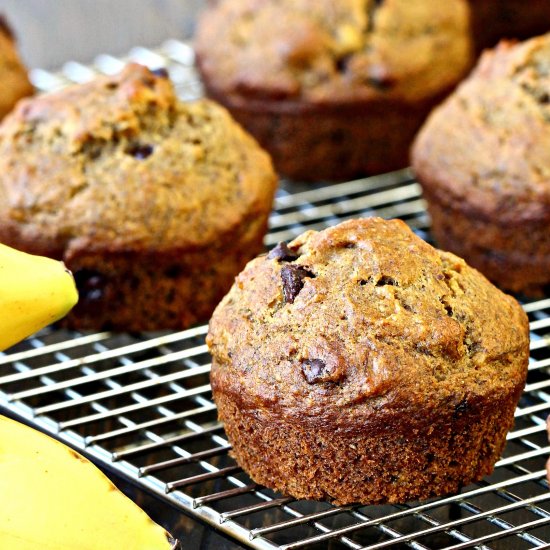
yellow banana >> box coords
[0,243,78,351]
[0,415,179,549]
[0,245,178,548]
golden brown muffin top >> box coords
[412,34,550,223]
[0,14,33,119]
[0,64,277,259]
[207,218,529,419]
[195,0,473,104]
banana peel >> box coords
[0,415,179,549]
[0,243,78,350]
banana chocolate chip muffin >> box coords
[0,14,33,120]
[207,218,529,505]
[195,0,473,181]
[412,34,550,295]
[0,63,277,331]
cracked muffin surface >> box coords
[412,34,550,294]
[195,0,473,180]
[0,63,277,330]
[207,218,529,504]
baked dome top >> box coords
[0,64,275,257]
[208,218,529,419]
[412,34,550,223]
[195,0,472,104]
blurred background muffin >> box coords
[0,64,277,331]
[412,34,550,295]
[195,0,473,181]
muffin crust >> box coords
[195,0,473,180]
[412,35,550,294]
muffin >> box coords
[412,35,550,295]
[195,0,473,181]
[469,1,550,53]
[207,218,529,505]
[0,63,277,331]
[0,14,33,120]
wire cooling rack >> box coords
[1,40,549,550]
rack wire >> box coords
[1,40,549,549]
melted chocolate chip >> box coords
[281,264,315,304]
[164,265,182,278]
[73,269,107,302]
[151,67,169,79]
[126,143,154,159]
[268,242,299,262]
[301,358,327,384]
[453,398,469,418]
[335,54,352,74]
[376,275,398,287]
[367,75,394,91]
[444,303,453,317]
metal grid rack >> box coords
[1,40,549,549]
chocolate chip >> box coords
[376,275,398,287]
[301,359,327,384]
[367,76,394,91]
[281,264,315,304]
[126,143,154,159]
[268,242,299,262]
[335,54,352,74]
[151,67,169,79]
[87,288,104,301]
[164,265,182,278]
[73,269,107,302]
[453,398,468,418]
